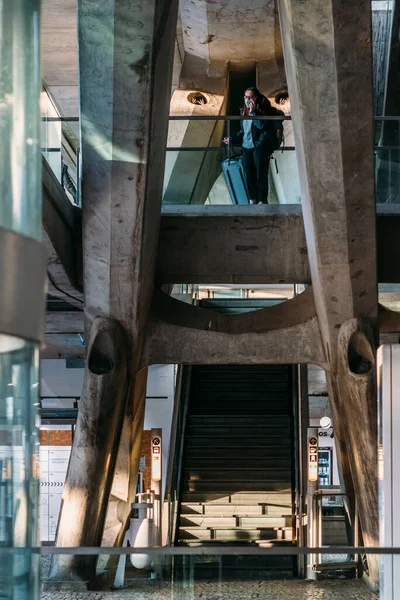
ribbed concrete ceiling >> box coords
[180,0,277,62]
[41,0,279,116]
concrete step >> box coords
[190,410,291,418]
[181,502,291,517]
[185,446,292,459]
[191,383,290,391]
[185,437,290,448]
[181,491,293,504]
[187,415,291,426]
[189,412,290,419]
[257,527,293,543]
[184,458,292,470]
[178,527,286,542]
[179,515,292,528]
[185,482,292,492]
[186,426,289,437]
[184,469,292,481]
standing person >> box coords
[223,87,284,204]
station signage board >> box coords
[151,434,162,482]
[308,435,318,482]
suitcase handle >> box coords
[224,140,231,163]
[224,139,239,163]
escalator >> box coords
[172,363,297,579]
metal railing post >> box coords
[354,498,359,566]
[76,148,81,207]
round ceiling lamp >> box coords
[320,416,332,429]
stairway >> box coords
[176,364,296,578]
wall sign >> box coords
[151,435,162,482]
[308,435,318,482]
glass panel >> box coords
[375,146,400,204]
[379,283,400,310]
[371,0,393,116]
[40,92,62,183]
[0,336,40,600]
[375,118,400,204]
[40,91,80,205]
[163,118,301,206]
[0,0,41,240]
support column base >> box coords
[362,571,379,593]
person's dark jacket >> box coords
[233,94,284,152]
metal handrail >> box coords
[40,115,400,122]
[165,365,192,546]
[41,143,400,152]
[37,545,400,555]
[41,117,79,122]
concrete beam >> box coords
[179,0,276,63]
[42,334,84,359]
[157,205,400,285]
[142,287,326,367]
[45,236,84,311]
[142,311,326,368]
[46,311,83,334]
[43,299,400,361]
[150,286,317,335]
[158,205,308,284]
[42,156,82,291]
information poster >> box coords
[40,446,71,541]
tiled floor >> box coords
[40,557,378,600]
[41,578,378,600]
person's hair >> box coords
[242,87,272,115]
[245,86,260,97]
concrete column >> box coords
[50,0,178,586]
[278,0,379,586]
[97,369,147,580]
[101,368,148,549]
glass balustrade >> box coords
[39,547,387,598]
[39,112,400,208]
[163,116,301,206]
[375,117,400,204]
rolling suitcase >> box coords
[222,151,250,205]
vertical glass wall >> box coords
[0,0,41,240]
[0,0,42,599]
[40,91,62,183]
[0,340,40,599]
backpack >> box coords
[270,109,284,153]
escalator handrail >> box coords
[165,365,192,546]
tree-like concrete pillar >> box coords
[49,0,179,586]
[278,0,379,586]
[101,368,148,548]
[49,317,129,583]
